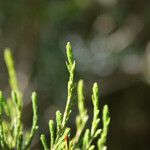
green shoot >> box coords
[0,49,38,150]
[41,42,110,150]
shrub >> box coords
[40,42,110,150]
[0,49,38,150]
[0,42,110,150]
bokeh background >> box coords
[0,0,150,149]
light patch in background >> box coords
[120,54,143,74]
[96,0,118,6]
[107,15,143,53]
[144,41,150,83]
[91,52,115,76]
[93,14,115,34]
[61,15,144,78]
[90,35,110,53]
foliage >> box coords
[0,42,110,150]
[41,42,110,150]
[0,49,38,150]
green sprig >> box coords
[62,42,76,128]
[91,83,100,137]
[72,80,88,145]
[40,135,49,150]
[0,91,6,149]
[40,42,111,150]
[4,48,23,108]
[97,105,110,150]
[23,92,38,150]
[56,110,62,134]
[11,91,22,148]
[49,120,55,149]
[0,49,39,150]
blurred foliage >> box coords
[0,0,150,149]
[0,49,38,150]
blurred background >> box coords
[0,0,150,149]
